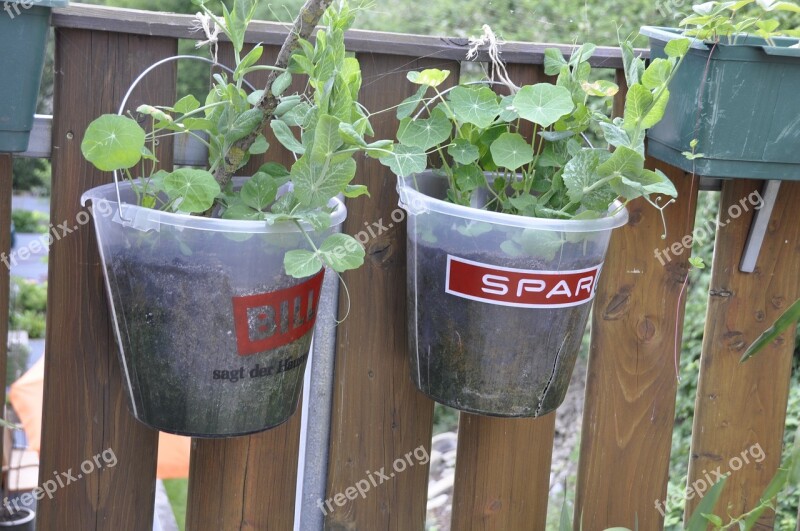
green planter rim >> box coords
[641,25,800,58]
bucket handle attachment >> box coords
[113,55,256,222]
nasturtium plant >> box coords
[381,38,690,221]
[81,0,384,278]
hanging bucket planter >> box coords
[398,172,627,417]
[642,26,800,181]
[81,180,345,437]
[0,0,67,152]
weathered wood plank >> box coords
[686,179,800,527]
[51,4,641,68]
[185,43,304,531]
[37,29,177,530]
[323,54,458,531]
[451,413,555,530]
[0,155,11,413]
[574,69,700,529]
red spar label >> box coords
[232,271,325,355]
[445,255,601,308]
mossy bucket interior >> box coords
[642,26,800,181]
[398,172,628,417]
[0,0,68,152]
[81,179,345,437]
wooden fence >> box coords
[0,4,798,529]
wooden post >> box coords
[37,30,177,530]
[686,179,800,526]
[574,72,701,530]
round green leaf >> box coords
[284,249,323,278]
[406,69,450,87]
[448,86,502,129]
[319,233,365,272]
[397,108,452,150]
[81,115,146,171]
[513,84,575,128]
[448,138,480,165]
[490,132,534,171]
[241,172,279,211]
[163,168,221,213]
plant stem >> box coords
[212,0,335,189]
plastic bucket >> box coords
[81,179,345,437]
[642,26,800,181]
[398,172,628,417]
[0,0,68,152]
[0,507,35,530]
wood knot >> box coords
[636,317,656,342]
[603,288,631,320]
[485,498,503,514]
[627,207,644,226]
[723,331,745,351]
[366,240,394,265]
[754,310,765,321]
[709,288,733,298]
[771,295,785,310]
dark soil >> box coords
[106,238,313,437]
[408,242,595,417]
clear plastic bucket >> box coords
[398,171,628,417]
[81,179,345,437]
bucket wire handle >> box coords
[113,55,257,221]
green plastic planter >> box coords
[0,0,67,153]
[641,26,800,181]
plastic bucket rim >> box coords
[81,178,347,234]
[0,507,35,526]
[640,25,800,52]
[397,171,629,233]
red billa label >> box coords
[232,271,325,355]
[445,255,602,308]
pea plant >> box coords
[381,37,692,245]
[679,0,800,44]
[81,0,391,278]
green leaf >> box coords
[456,221,493,237]
[685,476,727,531]
[235,44,264,81]
[319,233,365,272]
[490,132,534,171]
[741,298,800,361]
[569,43,596,66]
[249,134,269,155]
[448,138,480,165]
[271,71,292,96]
[174,94,201,114]
[599,122,631,149]
[397,85,429,120]
[397,108,452,150]
[271,120,306,154]
[137,104,172,123]
[163,168,221,213]
[292,155,356,208]
[284,249,323,278]
[498,95,519,122]
[562,149,616,211]
[406,69,450,87]
[312,114,344,163]
[642,88,670,129]
[453,164,485,192]
[343,184,370,198]
[299,209,332,231]
[664,38,691,57]
[621,41,645,87]
[513,84,575,128]
[257,162,290,182]
[226,108,263,143]
[338,122,367,147]
[597,146,645,178]
[449,86,502,129]
[614,168,678,199]
[516,229,563,261]
[380,144,428,177]
[81,115,146,172]
[689,256,706,269]
[240,172,278,211]
[581,80,619,97]
[544,48,568,76]
[623,84,654,132]
[222,200,262,220]
[641,58,672,90]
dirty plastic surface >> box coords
[81,179,344,437]
[398,172,627,417]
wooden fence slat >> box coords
[323,53,459,531]
[446,62,558,531]
[451,413,556,530]
[1,155,11,413]
[686,179,800,526]
[575,70,700,531]
[37,29,177,530]
[185,43,305,531]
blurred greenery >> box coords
[163,479,188,531]
[11,210,48,234]
[8,277,47,339]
